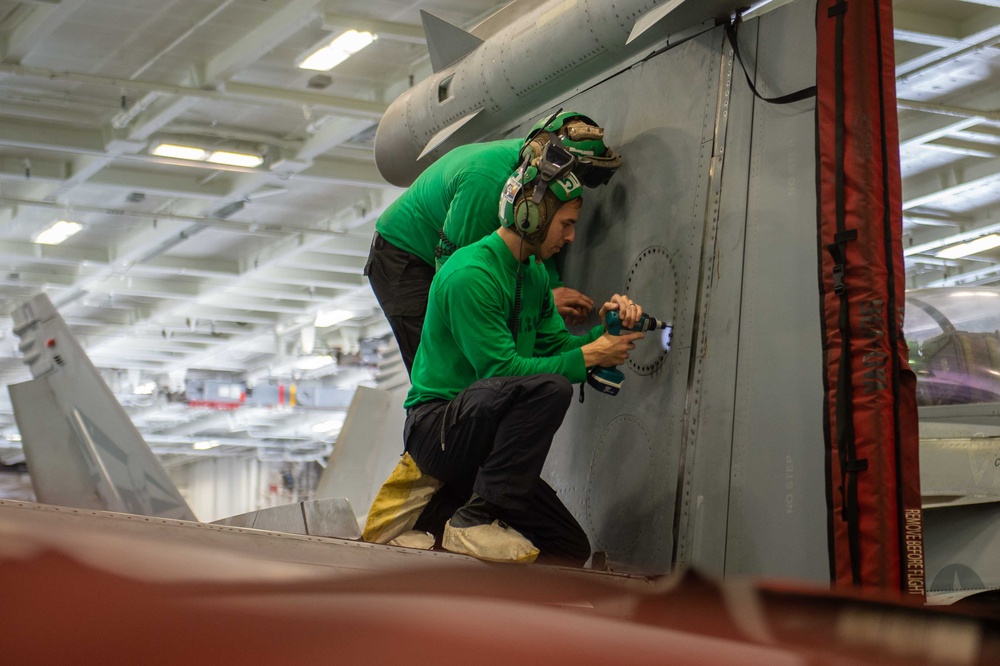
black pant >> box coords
[404,374,591,566]
[364,232,434,376]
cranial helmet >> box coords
[499,141,583,241]
[520,110,622,188]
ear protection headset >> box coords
[499,141,583,236]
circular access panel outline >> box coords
[624,246,677,376]
[586,414,655,554]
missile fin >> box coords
[626,0,686,45]
[417,110,483,161]
[420,10,484,72]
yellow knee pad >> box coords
[362,452,442,544]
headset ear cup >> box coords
[534,198,549,235]
[513,197,540,234]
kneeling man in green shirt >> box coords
[364,141,648,565]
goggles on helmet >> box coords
[531,140,577,204]
[574,150,622,187]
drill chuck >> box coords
[633,315,668,333]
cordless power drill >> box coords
[586,310,670,396]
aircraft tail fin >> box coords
[420,10,484,72]
[9,294,196,521]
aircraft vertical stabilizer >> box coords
[315,385,407,528]
[8,294,196,521]
[420,10,484,73]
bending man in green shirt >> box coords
[364,143,647,565]
[364,111,621,375]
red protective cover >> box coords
[815,0,924,596]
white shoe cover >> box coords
[387,530,435,550]
[442,519,539,564]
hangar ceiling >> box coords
[0,0,997,468]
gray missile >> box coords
[374,0,752,187]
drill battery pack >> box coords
[587,366,625,396]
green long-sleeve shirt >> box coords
[375,139,563,286]
[405,232,602,408]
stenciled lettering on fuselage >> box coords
[904,508,925,596]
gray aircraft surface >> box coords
[4,0,999,612]
[374,0,833,583]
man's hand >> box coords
[553,287,594,326]
[582,331,644,368]
[598,293,643,329]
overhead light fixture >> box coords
[206,151,264,168]
[298,30,376,71]
[296,355,335,370]
[4,433,21,442]
[315,309,354,328]
[937,234,1000,259]
[152,143,208,161]
[151,142,263,168]
[192,440,220,450]
[33,220,82,245]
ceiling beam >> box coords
[139,256,241,279]
[296,157,386,187]
[0,155,65,182]
[256,266,367,289]
[223,283,362,302]
[200,0,324,84]
[924,137,1000,158]
[1,0,87,63]
[79,276,204,300]
[897,98,1000,125]
[898,113,981,148]
[922,262,1000,287]
[221,81,385,119]
[902,155,1000,209]
[0,269,79,288]
[896,15,1000,81]
[159,308,277,326]
[292,117,376,162]
[904,217,1000,256]
[0,197,282,243]
[89,348,190,363]
[197,295,317,316]
[0,116,105,153]
[0,116,389,190]
[0,240,109,266]
[0,62,387,119]
[88,166,233,200]
[893,9,962,48]
[278,252,368,273]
